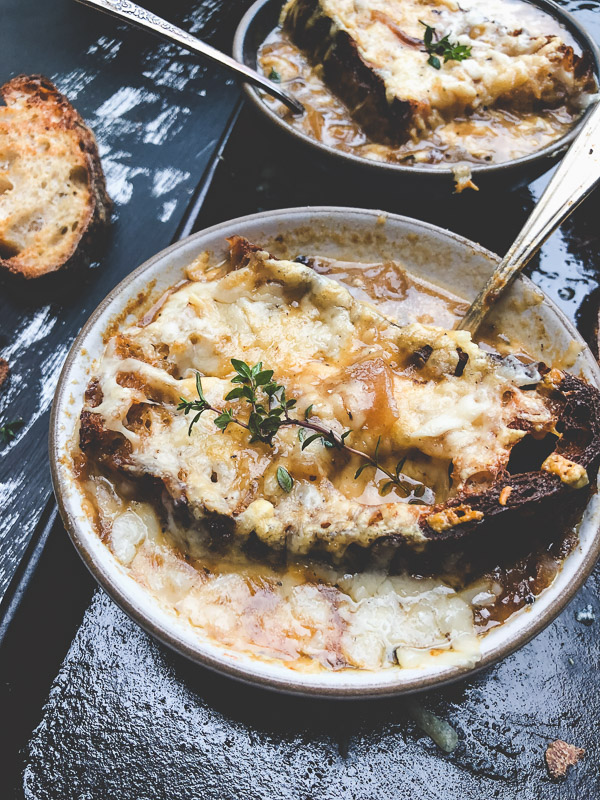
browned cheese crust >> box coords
[545,739,585,780]
[77,237,600,566]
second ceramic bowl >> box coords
[233,0,600,193]
[51,207,600,697]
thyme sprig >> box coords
[421,22,472,69]
[177,359,431,501]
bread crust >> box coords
[0,357,9,390]
[0,74,112,279]
[418,371,600,542]
[283,0,418,144]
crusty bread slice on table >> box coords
[0,75,111,279]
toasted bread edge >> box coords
[0,74,112,280]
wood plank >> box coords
[0,0,250,602]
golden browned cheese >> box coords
[541,453,589,489]
[425,505,484,533]
[82,245,556,557]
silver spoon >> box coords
[75,0,304,115]
[458,100,600,335]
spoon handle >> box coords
[75,0,304,114]
[458,101,600,335]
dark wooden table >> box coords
[1,2,599,798]
[0,0,245,607]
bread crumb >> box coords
[452,165,479,193]
[0,358,8,390]
[545,739,584,779]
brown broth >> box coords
[258,28,581,169]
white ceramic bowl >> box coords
[51,207,600,697]
[233,0,600,193]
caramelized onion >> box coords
[371,11,423,48]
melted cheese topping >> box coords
[85,478,486,671]
[541,453,588,489]
[260,0,597,168]
[85,247,554,556]
[284,0,596,128]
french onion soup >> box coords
[73,238,600,672]
[257,0,598,183]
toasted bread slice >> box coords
[78,237,600,566]
[0,357,8,389]
[282,0,597,145]
[0,75,111,279]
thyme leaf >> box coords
[177,359,431,501]
[420,22,472,69]
[277,466,293,493]
[0,417,23,444]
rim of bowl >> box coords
[233,0,600,179]
[50,206,600,698]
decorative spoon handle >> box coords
[458,101,600,335]
[75,0,304,114]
